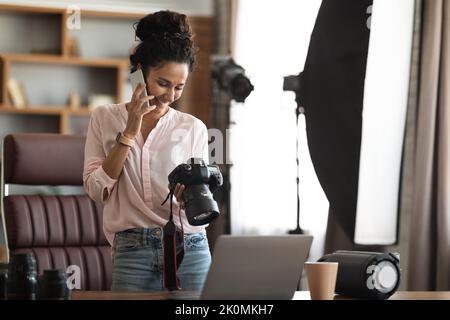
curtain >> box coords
[407,0,450,290]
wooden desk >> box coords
[72,290,200,300]
[72,290,450,300]
[389,291,450,300]
[294,291,450,300]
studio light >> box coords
[211,56,254,103]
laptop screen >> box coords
[200,235,313,300]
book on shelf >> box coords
[7,78,28,108]
[69,91,81,110]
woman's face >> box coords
[144,61,189,112]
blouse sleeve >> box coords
[82,108,118,203]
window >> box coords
[230,0,327,261]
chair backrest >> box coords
[1,133,112,290]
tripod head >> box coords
[283,71,305,113]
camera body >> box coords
[169,158,222,193]
[168,158,223,226]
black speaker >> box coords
[319,251,401,299]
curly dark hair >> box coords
[129,10,197,74]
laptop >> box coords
[200,235,313,300]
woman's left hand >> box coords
[174,183,186,209]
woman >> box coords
[83,10,211,291]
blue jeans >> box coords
[111,227,211,291]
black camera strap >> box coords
[161,192,185,291]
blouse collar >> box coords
[119,103,175,125]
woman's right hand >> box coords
[123,83,157,139]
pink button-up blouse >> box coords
[83,103,208,246]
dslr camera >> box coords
[168,158,223,226]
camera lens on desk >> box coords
[39,269,71,300]
[0,263,8,300]
[6,253,38,300]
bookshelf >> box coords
[0,4,213,135]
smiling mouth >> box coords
[155,97,170,107]
[150,97,162,107]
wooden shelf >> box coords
[63,108,91,116]
[0,4,212,135]
[0,4,65,14]
[0,4,142,18]
[0,53,128,68]
[0,105,91,116]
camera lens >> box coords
[184,184,220,226]
[0,263,8,300]
[6,253,38,300]
[230,74,254,103]
[194,212,213,221]
[39,269,71,300]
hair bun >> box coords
[135,10,192,42]
[130,10,197,72]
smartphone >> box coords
[130,69,149,107]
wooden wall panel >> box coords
[177,17,213,126]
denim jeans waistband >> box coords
[117,227,205,241]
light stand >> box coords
[211,85,233,235]
[284,72,305,235]
[210,55,254,237]
[288,103,305,235]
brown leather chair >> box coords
[1,133,112,290]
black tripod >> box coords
[288,103,305,235]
